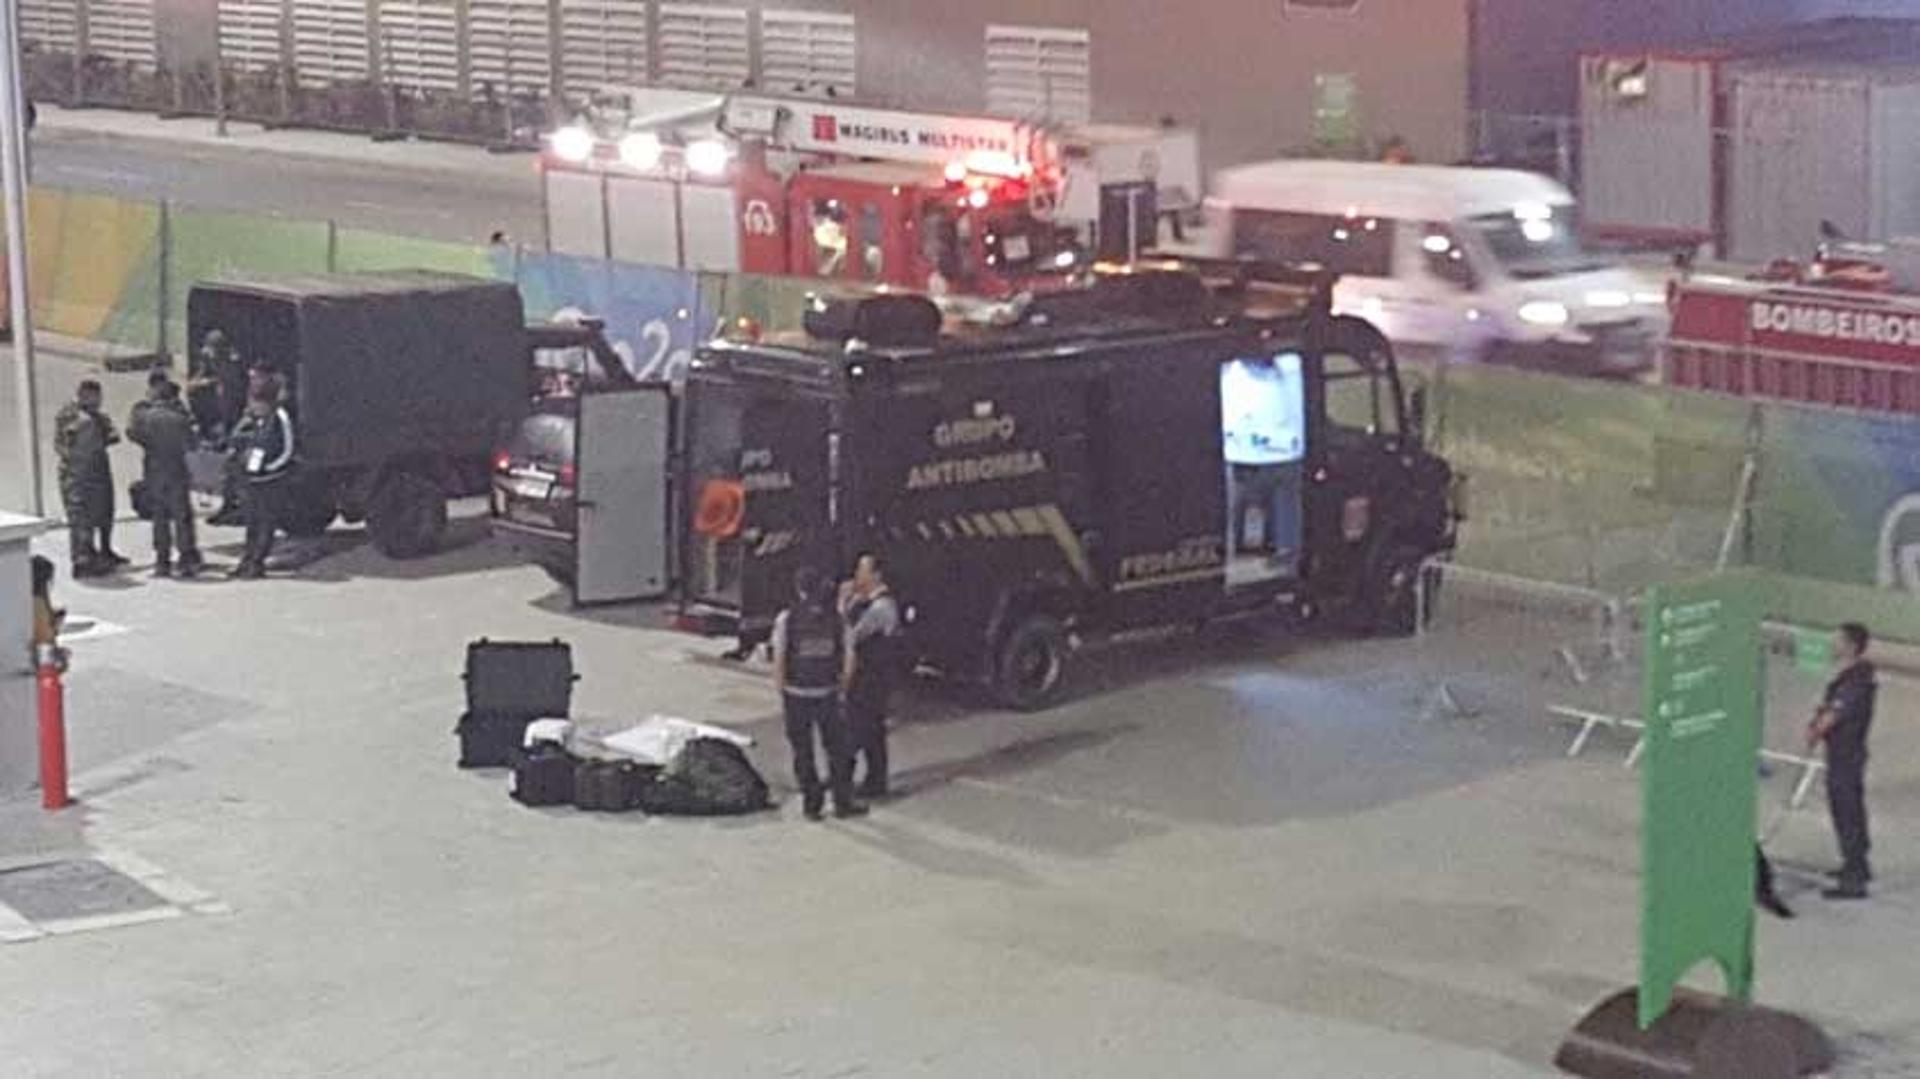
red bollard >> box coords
[37,645,68,811]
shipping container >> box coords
[1579,52,1722,249]
[1575,17,1920,258]
[1726,61,1920,263]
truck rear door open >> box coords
[573,385,674,605]
[682,380,833,633]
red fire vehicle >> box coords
[540,90,1196,297]
[1666,239,1920,415]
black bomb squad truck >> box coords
[670,268,1461,708]
[188,271,623,559]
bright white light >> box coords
[964,150,1022,178]
[1422,234,1453,254]
[1521,219,1555,243]
[1586,289,1631,309]
[618,131,664,170]
[967,187,992,210]
[1053,250,1078,269]
[1633,291,1667,306]
[943,161,968,184]
[1518,300,1571,327]
[550,125,596,164]
[1513,201,1554,222]
[685,139,732,177]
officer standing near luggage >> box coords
[1806,621,1877,900]
[772,566,867,821]
[128,378,205,578]
[231,386,297,580]
[53,380,126,578]
[841,552,903,799]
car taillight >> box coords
[493,450,512,474]
[557,463,577,488]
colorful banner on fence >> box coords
[497,249,707,383]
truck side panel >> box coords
[846,365,1098,675]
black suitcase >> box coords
[454,712,534,769]
[509,744,577,807]
[457,639,576,769]
[463,639,576,719]
[573,759,654,813]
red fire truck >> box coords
[1666,240,1920,415]
[540,90,1197,297]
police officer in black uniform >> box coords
[841,553,903,799]
[773,567,867,821]
[1806,621,1877,900]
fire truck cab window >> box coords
[811,199,850,276]
[1233,209,1395,278]
[1323,348,1400,441]
[859,203,884,280]
[1221,353,1306,582]
[920,204,963,283]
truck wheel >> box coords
[1365,546,1427,638]
[368,472,447,559]
[992,614,1070,712]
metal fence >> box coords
[12,0,870,146]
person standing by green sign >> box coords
[1806,622,1877,901]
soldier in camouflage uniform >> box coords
[54,380,124,577]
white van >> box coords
[1203,161,1667,375]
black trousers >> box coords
[67,516,114,564]
[65,482,115,564]
[150,485,200,566]
[1826,755,1871,881]
[153,509,200,567]
[784,693,854,812]
[242,481,284,568]
[847,679,891,793]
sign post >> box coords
[1558,573,1833,1077]
[1639,575,1763,1028]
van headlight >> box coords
[1517,300,1570,328]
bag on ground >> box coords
[640,737,771,816]
[573,758,658,812]
[508,743,577,807]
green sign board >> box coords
[1640,575,1763,1029]
[1312,73,1360,151]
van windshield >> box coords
[1468,206,1607,280]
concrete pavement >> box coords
[1,376,1918,1075]
[30,105,544,243]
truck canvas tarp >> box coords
[188,271,527,467]
[188,270,533,559]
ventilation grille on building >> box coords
[759,9,854,98]
[985,23,1090,125]
[18,0,80,52]
[218,0,285,71]
[657,3,748,90]
[468,0,552,97]
[293,0,370,83]
[559,0,650,96]
[86,0,159,70]
[376,0,457,92]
